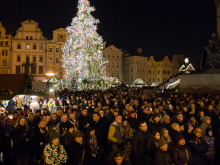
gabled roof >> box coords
[53,28,67,32]
[123,50,144,57]
[21,19,38,24]
[103,45,122,53]
[131,78,147,85]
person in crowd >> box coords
[34,120,49,165]
[35,110,42,123]
[26,112,38,133]
[67,130,89,165]
[104,151,128,165]
[138,105,153,123]
[148,113,163,133]
[85,126,99,164]
[127,111,139,132]
[108,115,124,152]
[50,100,59,113]
[56,113,71,136]
[43,129,67,165]
[160,128,174,156]
[172,134,193,165]
[47,113,59,134]
[199,116,212,137]
[42,108,51,116]
[161,115,171,131]
[147,131,160,161]
[131,121,149,165]
[203,128,215,165]
[3,110,11,134]
[11,111,18,128]
[188,114,199,129]
[188,127,209,165]
[61,122,75,149]
[11,116,33,165]
[154,139,172,165]
[122,118,133,158]
[78,109,92,134]
[170,123,182,143]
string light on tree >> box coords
[62,0,108,91]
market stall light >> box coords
[46,72,55,76]
[49,88,54,93]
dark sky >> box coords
[0,0,216,60]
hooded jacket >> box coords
[172,144,193,165]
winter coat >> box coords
[172,144,193,165]
[56,120,71,136]
[11,126,33,157]
[154,148,172,165]
[170,129,182,144]
[127,117,139,132]
[78,115,92,133]
[5,100,15,114]
[199,122,211,137]
[43,143,67,165]
[124,123,133,155]
[203,136,215,159]
[148,121,163,133]
[132,129,150,161]
[187,135,209,165]
[47,119,59,134]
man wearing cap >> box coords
[148,113,163,133]
[154,139,172,165]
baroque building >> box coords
[0,22,11,74]
[11,20,47,82]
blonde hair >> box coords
[171,123,179,130]
[161,128,171,143]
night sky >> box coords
[0,0,216,60]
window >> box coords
[138,68,139,72]
[39,66,43,74]
[108,53,110,57]
[142,61,143,64]
[2,51,4,56]
[17,44,21,49]
[158,78,160,82]
[17,56,21,62]
[117,63,119,68]
[112,73,114,77]
[60,72,62,76]
[49,57,52,63]
[31,66,36,74]
[4,70,8,74]
[0,31,1,37]
[131,76,133,81]
[6,41,8,46]
[117,54,119,58]
[26,44,30,49]
[139,61,141,64]
[140,68,142,72]
[33,45,37,49]
[39,45,43,50]
[163,70,166,74]
[2,60,7,66]
[153,70,155,74]
[158,63,160,66]
[39,57,43,62]
[136,61,138,64]
[167,70,170,74]
[16,66,20,74]
[5,51,8,56]
[108,62,110,68]
[112,54,115,58]
[56,48,59,53]
[152,63,154,66]
[30,36,33,40]
[0,41,3,45]
[112,63,114,68]
[131,68,133,72]
[149,70,151,74]
[143,68,145,72]
[158,70,160,74]
[117,73,119,78]
[32,56,36,62]
[49,48,52,52]
[56,58,59,63]
[103,53,105,57]
[26,36,29,40]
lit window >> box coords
[49,48,52,52]
[39,45,43,50]
[56,48,59,53]
[49,58,52,63]
[56,58,59,63]
[26,44,30,49]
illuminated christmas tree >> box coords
[62,0,108,91]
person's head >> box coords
[158,139,168,151]
[153,113,160,124]
[144,105,150,111]
[93,113,100,122]
[51,113,57,121]
[82,109,87,116]
[113,111,119,116]
[161,128,170,140]
[179,124,185,132]
[154,132,160,139]
[177,113,183,122]
[38,120,46,130]
[202,116,211,125]
[67,123,75,134]
[73,131,84,143]
[158,104,163,111]
[13,111,18,119]
[85,126,95,138]
[200,111,204,117]
[138,121,147,132]
[66,108,72,114]
[110,151,125,165]
[35,110,41,117]
[208,105,213,111]
[50,130,60,145]
[163,115,170,125]
[194,127,202,138]
[56,109,63,117]
[176,134,185,146]
[17,116,26,126]
[128,106,134,112]
[115,115,122,124]
[123,119,128,127]
[99,110,104,117]
[61,114,68,123]
[206,128,213,137]
[25,109,31,115]
[16,109,21,115]
[41,115,47,122]
[130,111,136,118]
[171,123,180,132]
[28,112,35,121]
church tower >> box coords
[215,0,220,37]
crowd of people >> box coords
[1,89,220,165]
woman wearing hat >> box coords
[199,116,211,137]
[154,139,172,165]
[172,134,193,165]
[43,130,67,165]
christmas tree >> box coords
[62,0,108,91]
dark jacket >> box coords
[188,135,209,165]
[78,115,92,133]
[92,119,107,148]
[11,126,33,157]
[148,121,163,133]
[132,129,150,160]
[172,144,193,165]
[127,117,139,132]
[154,148,172,165]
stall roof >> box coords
[131,78,147,85]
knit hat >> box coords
[205,127,212,136]
[158,139,168,148]
[175,134,185,143]
[201,116,211,122]
[152,113,160,119]
[50,130,60,141]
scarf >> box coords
[88,135,98,157]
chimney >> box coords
[137,48,142,53]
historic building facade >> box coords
[11,20,47,82]
[47,28,68,79]
[0,22,11,74]
[103,45,123,82]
